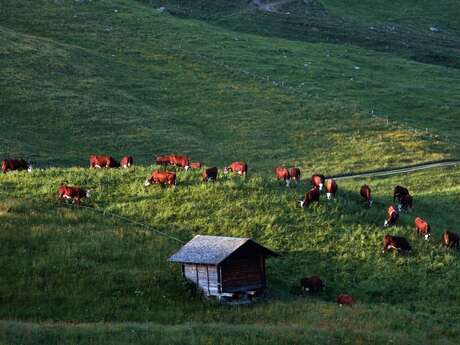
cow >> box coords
[224,161,248,176]
[442,231,459,249]
[393,185,409,203]
[2,159,32,174]
[89,155,117,168]
[300,187,320,208]
[203,167,218,182]
[384,205,399,227]
[190,162,202,169]
[300,276,324,293]
[58,184,91,206]
[310,174,325,191]
[360,185,372,207]
[169,155,190,170]
[398,194,413,212]
[415,217,431,240]
[275,167,291,187]
[325,179,337,200]
[383,234,411,253]
[156,155,171,166]
[336,294,355,307]
[144,171,176,187]
[120,156,133,168]
[289,168,301,183]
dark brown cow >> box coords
[300,187,320,208]
[190,162,202,169]
[360,185,372,207]
[275,167,291,187]
[169,155,190,170]
[398,194,413,212]
[336,294,355,307]
[393,185,409,203]
[156,155,171,166]
[383,235,411,253]
[289,168,301,183]
[310,174,325,191]
[203,167,218,182]
[442,231,459,249]
[89,155,117,168]
[300,276,324,293]
[415,217,431,240]
[224,161,248,176]
[384,205,399,227]
[58,184,91,206]
[120,156,133,168]
[2,159,32,174]
[144,171,176,187]
[325,179,337,200]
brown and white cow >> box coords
[415,217,431,240]
[336,294,355,307]
[398,194,413,212]
[275,167,291,187]
[289,168,301,183]
[58,184,91,206]
[2,159,32,174]
[89,155,117,168]
[393,185,409,203]
[190,162,202,169]
[360,185,372,207]
[224,161,248,176]
[383,234,412,253]
[442,231,459,249]
[325,179,337,200]
[203,167,218,182]
[169,155,190,170]
[300,276,324,293]
[310,174,325,191]
[384,205,399,227]
[300,187,320,208]
[120,156,133,168]
[144,171,176,187]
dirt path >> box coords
[331,159,460,181]
[252,0,297,12]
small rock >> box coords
[430,26,440,32]
[158,6,166,13]
[354,66,360,70]
[114,9,118,13]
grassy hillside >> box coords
[1,166,460,344]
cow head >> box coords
[424,233,431,240]
[368,199,373,207]
[299,200,305,208]
[223,167,230,174]
[27,164,33,172]
[144,179,152,186]
[86,190,92,198]
[184,165,190,171]
[383,219,389,227]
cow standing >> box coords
[169,155,190,170]
[360,185,372,207]
[325,179,337,200]
[300,276,324,293]
[275,167,290,187]
[144,171,176,187]
[289,168,301,183]
[120,156,133,168]
[156,155,171,166]
[310,174,325,191]
[224,161,248,176]
[415,217,431,240]
[384,205,399,227]
[336,294,355,307]
[203,167,218,182]
[442,231,459,249]
[2,159,32,174]
[58,184,91,206]
[393,185,409,203]
[383,235,412,253]
[300,187,320,208]
[89,155,117,168]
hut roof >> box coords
[169,235,278,265]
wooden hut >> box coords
[169,235,279,299]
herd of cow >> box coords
[2,154,459,306]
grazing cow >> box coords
[169,155,190,170]
[300,276,324,293]
[58,184,91,206]
[393,185,409,203]
[325,179,337,200]
[442,231,459,249]
[89,155,117,168]
[360,185,372,207]
[275,167,291,187]
[156,155,171,166]
[336,294,355,307]
[310,174,325,191]
[289,168,301,183]
[2,159,32,174]
[190,162,202,169]
[300,187,320,208]
[120,156,133,168]
[224,161,248,176]
[398,194,413,212]
[144,171,176,187]
[415,217,431,240]
[384,205,399,227]
[383,235,412,253]
[203,167,218,182]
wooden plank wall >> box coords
[184,264,219,296]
